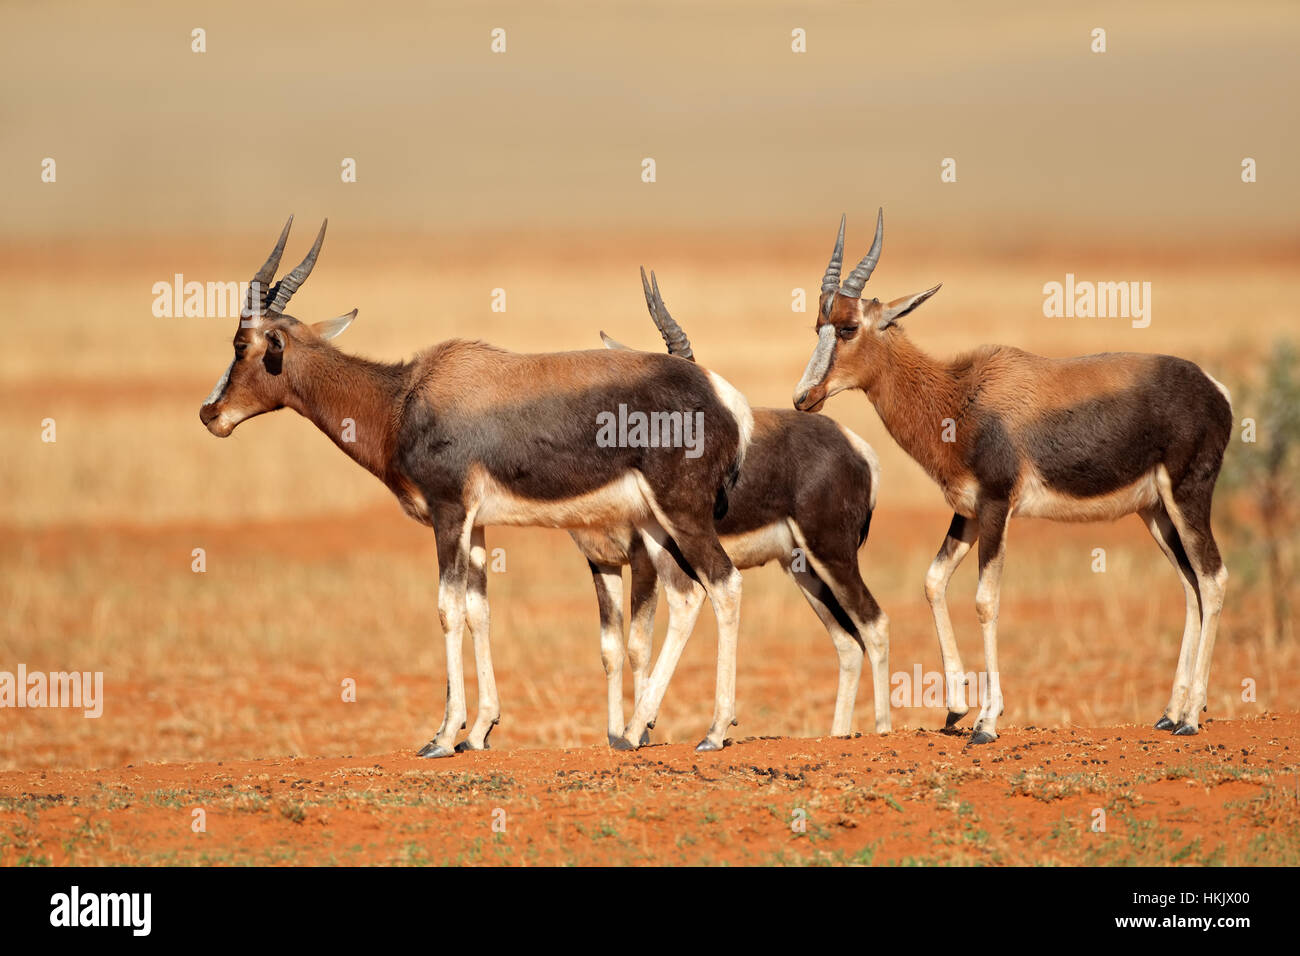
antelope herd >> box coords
[200,212,1233,755]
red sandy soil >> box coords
[2,714,1296,866]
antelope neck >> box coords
[287,344,410,482]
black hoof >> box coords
[695,738,724,752]
[969,730,997,746]
[610,735,637,751]
[1154,715,1177,731]
[417,741,454,758]
[639,729,651,747]
[454,739,488,753]
[945,710,968,728]
[1173,723,1198,736]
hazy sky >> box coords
[3,1,1296,241]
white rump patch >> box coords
[1204,372,1233,413]
[836,423,881,511]
[706,369,755,472]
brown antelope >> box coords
[572,270,889,746]
[199,217,755,755]
[793,211,1233,743]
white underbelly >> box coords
[720,520,796,569]
[474,471,652,529]
[1013,468,1160,522]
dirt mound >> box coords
[2,714,1295,866]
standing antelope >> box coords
[793,211,1232,743]
[199,217,755,755]
[571,270,890,746]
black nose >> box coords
[793,390,808,409]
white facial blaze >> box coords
[203,360,234,407]
[796,324,838,397]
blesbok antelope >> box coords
[571,270,890,746]
[793,211,1233,743]
[199,217,755,755]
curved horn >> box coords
[839,207,883,299]
[640,267,694,362]
[243,216,294,318]
[821,214,846,296]
[267,219,328,315]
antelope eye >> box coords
[838,325,859,340]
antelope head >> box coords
[199,217,357,437]
[793,210,941,412]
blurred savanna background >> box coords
[1,0,1297,770]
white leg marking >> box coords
[626,544,659,719]
[626,476,744,751]
[863,612,891,734]
[592,566,627,742]
[787,563,867,736]
[924,519,978,721]
[1139,505,1201,725]
[464,526,500,749]
[786,524,890,735]
[619,521,707,747]
[1154,468,1226,732]
[432,509,478,752]
[972,516,1009,740]
[699,564,743,750]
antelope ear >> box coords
[878,283,942,330]
[599,331,631,351]
[312,309,357,340]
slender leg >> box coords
[1182,563,1228,734]
[672,532,743,753]
[1155,468,1228,735]
[617,522,706,749]
[460,526,500,750]
[587,560,627,746]
[970,504,1010,744]
[862,611,890,735]
[1138,505,1202,731]
[923,514,979,726]
[419,506,475,758]
[626,536,659,745]
[786,517,892,734]
[617,481,743,752]
[787,565,867,736]
[822,568,889,735]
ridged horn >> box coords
[267,219,327,315]
[243,216,293,318]
[640,267,694,362]
[821,214,846,296]
[839,207,884,299]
